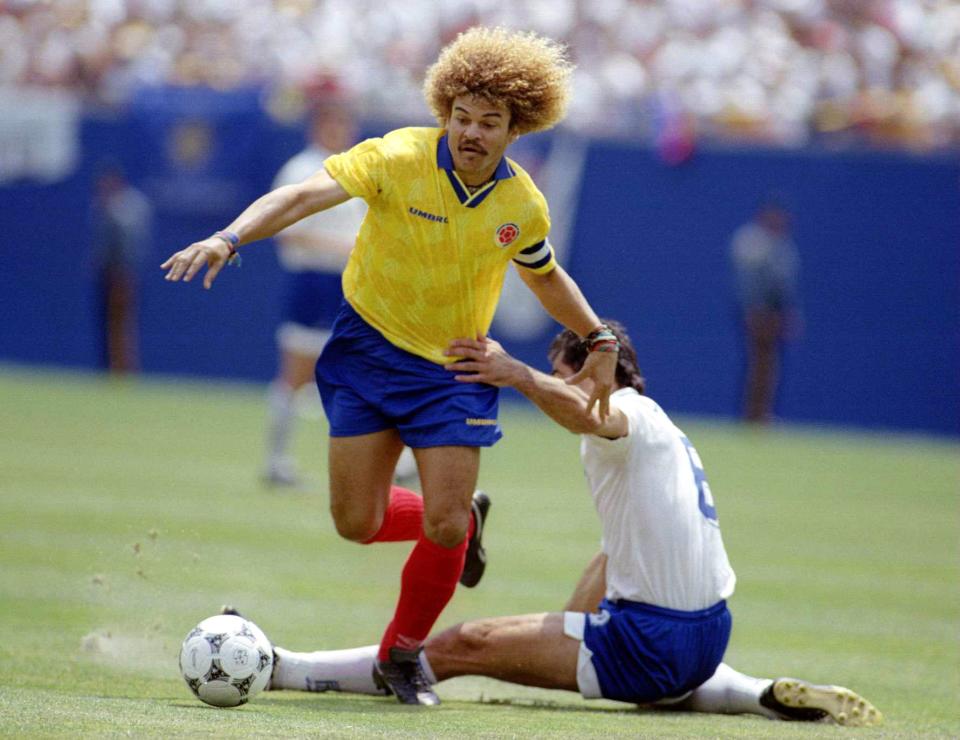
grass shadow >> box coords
[254,691,644,717]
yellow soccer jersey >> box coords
[324,127,557,364]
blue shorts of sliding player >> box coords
[583,598,731,703]
[314,301,502,448]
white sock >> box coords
[680,663,778,718]
[274,645,384,694]
[273,644,437,695]
[266,381,296,469]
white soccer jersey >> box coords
[272,146,367,272]
[580,388,736,611]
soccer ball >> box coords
[178,614,273,707]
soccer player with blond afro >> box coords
[162,26,622,705]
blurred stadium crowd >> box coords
[2,0,958,150]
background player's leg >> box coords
[264,348,317,485]
[425,613,580,690]
[394,446,420,485]
[328,430,406,542]
[744,310,782,423]
[106,267,138,373]
[377,445,478,660]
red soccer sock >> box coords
[363,487,477,544]
[377,533,468,661]
[363,486,424,543]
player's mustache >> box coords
[459,140,486,154]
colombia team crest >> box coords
[495,222,520,248]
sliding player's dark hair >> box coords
[548,320,645,395]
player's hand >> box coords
[566,349,617,419]
[161,238,231,290]
[444,336,523,387]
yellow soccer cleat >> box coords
[763,677,884,727]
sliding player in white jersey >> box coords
[262,322,882,726]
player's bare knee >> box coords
[422,515,468,549]
[429,621,488,662]
[333,517,379,543]
[329,503,380,543]
[454,620,496,657]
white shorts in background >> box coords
[277,323,332,357]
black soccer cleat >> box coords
[459,490,491,588]
[760,678,883,726]
[371,665,393,696]
[374,647,440,706]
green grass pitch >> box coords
[0,367,957,738]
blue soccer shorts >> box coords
[314,300,502,448]
[564,598,732,703]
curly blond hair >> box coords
[423,26,574,136]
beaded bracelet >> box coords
[590,339,620,353]
[213,230,242,267]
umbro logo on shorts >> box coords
[305,678,340,692]
[588,610,611,627]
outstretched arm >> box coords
[161,168,352,289]
[564,552,607,613]
[516,265,619,419]
[446,336,627,438]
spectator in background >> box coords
[730,197,801,424]
[90,160,151,374]
[3,0,958,151]
[263,93,417,487]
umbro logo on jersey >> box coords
[408,206,448,224]
[495,222,520,247]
